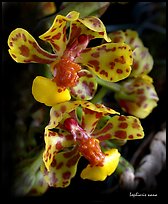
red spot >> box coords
[56,162,63,169]
[12,54,16,58]
[19,45,29,57]
[54,111,61,117]
[98,32,104,35]
[63,26,66,34]
[78,34,88,44]
[44,35,51,39]
[111,47,116,51]
[95,112,103,118]
[61,105,67,113]
[132,122,140,129]
[22,33,27,42]
[114,56,126,64]
[48,131,56,136]
[137,133,142,137]
[128,135,134,139]
[100,70,108,77]
[63,171,71,180]
[52,32,61,40]
[118,46,127,50]
[133,61,139,70]
[91,52,100,58]
[51,28,56,32]
[63,33,66,42]
[97,134,111,141]
[96,123,113,136]
[51,158,57,167]
[55,141,63,150]
[118,116,126,121]
[65,134,74,140]
[116,69,123,74]
[109,62,115,69]
[114,130,127,139]
[119,122,128,129]
[88,60,99,67]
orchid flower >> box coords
[41,100,144,187]
[107,29,159,118]
[108,29,154,77]
[8,11,133,105]
[115,75,159,119]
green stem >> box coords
[91,86,109,104]
[95,77,136,101]
[96,76,121,92]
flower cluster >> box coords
[107,29,159,118]
[8,11,133,105]
[8,9,157,192]
[41,100,144,187]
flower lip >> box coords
[52,58,81,89]
[64,117,105,166]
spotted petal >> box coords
[130,46,154,77]
[43,128,75,170]
[80,101,119,115]
[81,148,120,181]
[75,43,133,82]
[68,15,111,44]
[8,28,57,63]
[93,115,144,140]
[39,11,80,57]
[109,29,144,50]
[70,69,97,100]
[78,101,119,133]
[124,29,144,50]
[46,101,82,130]
[115,75,159,119]
[108,30,125,43]
[41,147,81,187]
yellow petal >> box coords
[76,43,133,82]
[8,28,56,63]
[32,76,71,106]
[80,148,120,181]
[80,100,119,115]
[124,29,144,50]
[39,11,80,57]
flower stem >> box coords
[91,86,110,104]
[94,77,136,102]
[95,76,121,92]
